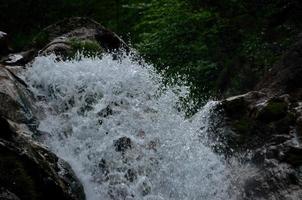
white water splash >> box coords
[24,54,236,200]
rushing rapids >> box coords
[23,53,239,200]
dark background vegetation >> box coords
[1,0,302,104]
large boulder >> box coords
[0,26,91,199]
[0,117,85,200]
[0,65,36,123]
[33,17,128,57]
[215,91,302,199]
[219,92,294,151]
[0,63,86,200]
[215,34,302,199]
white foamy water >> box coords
[24,54,237,200]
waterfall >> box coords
[24,53,237,200]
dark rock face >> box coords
[1,49,36,66]
[1,18,129,200]
[0,60,86,199]
[0,117,85,200]
[0,60,86,200]
[0,66,36,123]
[218,93,302,199]
[217,99,302,200]
[0,18,131,200]
[216,36,302,199]
[219,92,294,152]
[0,31,11,55]
[0,187,20,200]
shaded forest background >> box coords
[1,0,302,105]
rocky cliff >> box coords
[217,35,302,199]
[0,17,126,200]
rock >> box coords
[114,137,132,153]
[296,115,302,137]
[217,34,302,199]
[40,37,72,57]
[38,29,104,58]
[124,169,137,182]
[1,49,35,66]
[0,40,86,199]
[34,17,128,57]
[0,18,134,200]
[218,93,302,199]
[0,66,36,123]
[98,158,109,177]
[222,91,267,119]
[0,188,20,200]
[137,178,152,196]
[0,31,11,55]
[0,116,14,140]
[256,98,288,123]
[282,145,302,166]
[97,105,114,118]
[0,117,85,200]
[218,91,296,153]
[242,161,302,200]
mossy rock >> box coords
[69,38,104,58]
[257,100,288,122]
[232,118,252,134]
[229,117,259,149]
[222,95,249,119]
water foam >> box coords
[24,54,235,200]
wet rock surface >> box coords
[214,35,302,199]
[0,117,85,200]
[1,49,36,66]
[0,65,36,123]
[0,46,86,199]
[217,92,302,199]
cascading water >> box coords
[24,53,238,200]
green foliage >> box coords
[134,0,222,100]
[69,38,103,58]
[1,0,302,106]
[132,0,302,102]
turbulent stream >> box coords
[24,53,241,200]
